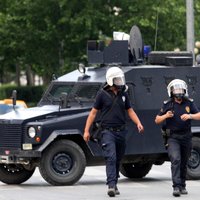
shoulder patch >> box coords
[163,99,172,104]
[122,96,126,102]
[188,98,194,102]
[185,106,190,113]
[184,96,194,102]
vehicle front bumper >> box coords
[0,149,41,164]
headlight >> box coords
[28,127,36,138]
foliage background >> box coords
[0,0,200,90]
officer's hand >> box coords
[166,111,174,118]
[137,123,144,133]
[181,113,191,121]
[83,131,90,142]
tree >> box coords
[0,0,200,86]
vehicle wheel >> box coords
[120,162,152,178]
[187,137,200,179]
[39,140,86,186]
[0,164,35,184]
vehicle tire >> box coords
[187,137,200,179]
[120,162,152,178]
[39,139,86,186]
[0,164,35,184]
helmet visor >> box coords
[172,88,185,95]
[113,76,125,86]
[171,83,185,95]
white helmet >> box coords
[167,79,188,98]
[106,67,125,86]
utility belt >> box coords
[162,128,191,137]
[162,128,191,148]
[170,129,191,134]
[103,125,126,132]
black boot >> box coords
[115,186,120,195]
[173,187,180,197]
[107,187,115,197]
[180,187,188,195]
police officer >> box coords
[83,66,144,197]
[155,79,200,197]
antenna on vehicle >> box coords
[11,90,17,110]
[154,9,159,51]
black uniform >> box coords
[93,88,131,188]
[158,97,199,189]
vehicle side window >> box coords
[40,83,102,105]
[75,84,102,100]
[50,85,74,98]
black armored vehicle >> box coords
[0,26,200,186]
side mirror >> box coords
[60,92,70,109]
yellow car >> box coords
[0,99,27,115]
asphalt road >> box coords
[0,162,200,200]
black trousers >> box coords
[100,129,127,187]
[167,133,192,189]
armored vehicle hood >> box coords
[0,105,60,120]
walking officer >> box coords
[155,79,200,197]
[83,66,144,197]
